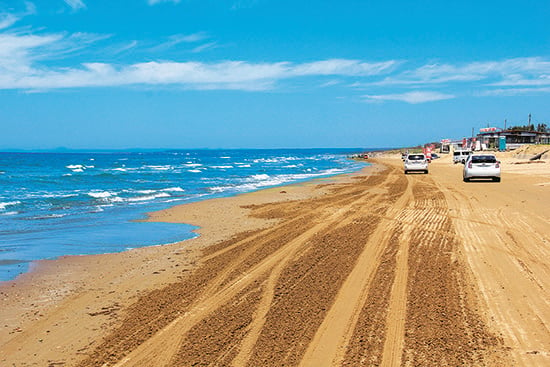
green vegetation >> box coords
[507,123,548,132]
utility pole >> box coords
[529,113,532,130]
[504,119,507,130]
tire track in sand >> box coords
[299,173,412,367]
[172,170,401,366]
[112,209,361,367]
[401,178,507,366]
[440,180,550,366]
[77,167,397,367]
[240,187,406,364]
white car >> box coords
[404,154,428,174]
[463,154,501,182]
[453,150,472,164]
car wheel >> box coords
[425,170,429,174]
[463,177,469,182]
[493,177,501,182]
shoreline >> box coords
[0,155,370,284]
[1,163,375,288]
[1,150,549,366]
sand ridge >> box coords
[1,153,549,366]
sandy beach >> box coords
[1,148,549,366]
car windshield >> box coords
[471,156,497,163]
[408,155,424,160]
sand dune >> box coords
[1,153,549,366]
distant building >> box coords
[439,139,451,153]
[477,128,550,150]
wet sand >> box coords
[1,150,549,366]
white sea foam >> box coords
[252,156,301,164]
[0,211,18,216]
[208,168,348,195]
[42,193,78,199]
[30,214,67,220]
[188,169,202,173]
[146,165,172,171]
[133,190,157,194]
[238,164,251,168]
[162,187,185,192]
[0,201,21,210]
[220,156,231,159]
[184,163,203,168]
[210,165,234,169]
[250,174,270,180]
[208,186,226,193]
[66,164,90,173]
[87,191,115,199]
[252,158,279,163]
[107,196,124,203]
[127,192,171,202]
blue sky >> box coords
[1,0,549,149]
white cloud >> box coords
[490,74,550,87]
[0,2,36,30]
[319,80,340,88]
[0,33,63,73]
[364,91,455,104]
[479,87,550,97]
[0,13,19,30]
[292,59,398,77]
[0,58,398,90]
[2,27,550,100]
[191,42,218,53]
[109,40,139,55]
[180,32,209,43]
[0,61,282,90]
[64,0,87,11]
[149,33,210,52]
[375,58,550,87]
[0,30,399,90]
[2,30,398,90]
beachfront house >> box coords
[477,128,550,150]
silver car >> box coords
[463,154,501,182]
[404,153,428,174]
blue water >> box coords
[0,149,369,282]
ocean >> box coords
[0,149,369,282]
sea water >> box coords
[0,149,369,282]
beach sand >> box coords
[1,149,549,366]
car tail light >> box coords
[495,162,500,168]
[468,161,472,168]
